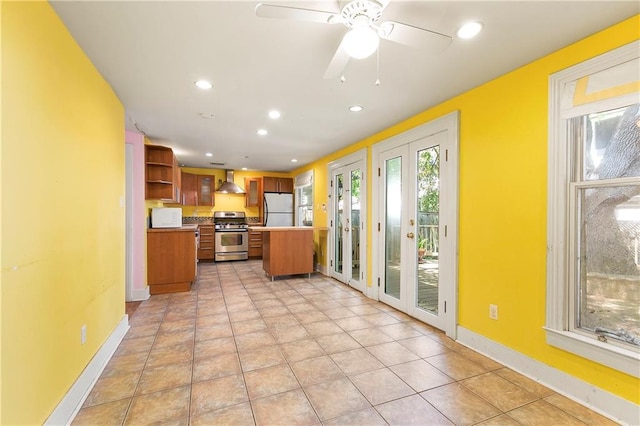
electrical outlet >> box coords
[81,325,87,345]
[489,304,498,320]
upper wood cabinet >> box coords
[178,171,216,206]
[181,171,197,206]
[145,145,180,202]
[263,176,293,193]
[244,177,263,207]
[196,175,215,206]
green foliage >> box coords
[418,147,440,213]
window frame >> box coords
[294,170,314,228]
[546,41,640,378]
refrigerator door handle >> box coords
[264,197,269,226]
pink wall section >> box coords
[125,130,147,297]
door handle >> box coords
[407,232,414,239]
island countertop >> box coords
[249,226,328,231]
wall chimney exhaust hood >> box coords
[216,170,245,194]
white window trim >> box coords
[546,40,640,378]
[294,170,314,227]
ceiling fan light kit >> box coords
[255,0,453,79]
[342,25,379,59]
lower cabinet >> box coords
[248,230,263,258]
[147,228,196,294]
[198,225,215,261]
[262,229,313,277]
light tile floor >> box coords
[73,260,617,425]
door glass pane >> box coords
[248,180,258,205]
[416,146,440,314]
[200,176,212,204]
[385,157,402,299]
[335,174,344,274]
[350,169,361,281]
[577,187,640,346]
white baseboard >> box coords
[45,315,130,426]
[130,286,150,302]
[314,263,327,276]
[456,326,639,426]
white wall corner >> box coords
[131,286,150,302]
[456,326,639,426]
[314,263,327,276]
[45,315,130,426]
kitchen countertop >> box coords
[148,224,198,233]
[249,226,329,231]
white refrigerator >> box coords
[264,193,294,226]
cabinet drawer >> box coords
[198,225,214,235]
[198,247,214,260]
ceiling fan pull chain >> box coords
[375,46,381,86]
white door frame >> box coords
[327,149,367,294]
[125,143,134,302]
[371,112,459,338]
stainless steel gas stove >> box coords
[213,211,249,261]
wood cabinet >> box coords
[179,171,216,206]
[244,177,263,207]
[263,176,293,193]
[181,171,197,206]
[198,224,215,260]
[145,145,181,202]
[248,229,263,259]
[196,175,215,206]
[259,228,313,278]
[147,228,196,294]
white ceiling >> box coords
[51,1,638,172]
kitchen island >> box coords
[250,226,327,279]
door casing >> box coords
[371,112,459,338]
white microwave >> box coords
[151,208,182,228]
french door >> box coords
[374,113,458,335]
[330,158,366,293]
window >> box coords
[295,171,313,227]
[547,41,640,377]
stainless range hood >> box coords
[215,170,245,194]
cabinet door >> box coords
[245,177,262,207]
[263,176,278,193]
[197,175,215,206]
[181,172,197,205]
[278,178,294,193]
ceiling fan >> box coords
[255,0,452,79]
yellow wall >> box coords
[1,2,125,424]
[294,15,640,404]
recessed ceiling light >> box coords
[257,129,268,136]
[457,22,483,39]
[291,159,298,163]
[200,113,215,119]
[205,152,213,157]
[241,167,248,171]
[268,110,281,119]
[349,105,364,112]
[194,80,213,90]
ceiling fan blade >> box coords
[255,3,342,24]
[323,37,351,80]
[379,21,452,52]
